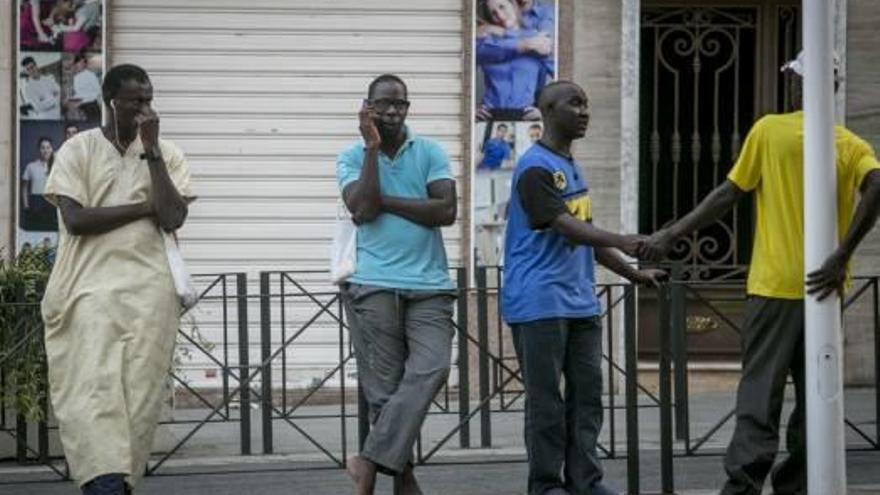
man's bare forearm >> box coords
[146,156,188,231]
[380,196,456,227]
[667,180,745,238]
[839,170,880,259]
[596,247,640,280]
[344,147,382,223]
[58,196,152,236]
[551,215,632,250]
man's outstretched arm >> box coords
[639,180,747,261]
[596,246,667,286]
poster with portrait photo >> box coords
[19,0,103,53]
[18,121,64,235]
[473,120,547,266]
[19,0,60,52]
[474,0,557,122]
[62,51,103,122]
[19,51,63,121]
[16,0,106,257]
[472,0,558,268]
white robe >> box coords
[41,128,192,487]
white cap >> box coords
[780,50,842,81]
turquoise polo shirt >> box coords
[336,127,454,290]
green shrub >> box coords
[0,246,53,422]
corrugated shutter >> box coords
[110,0,464,387]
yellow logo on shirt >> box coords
[567,195,592,222]
[553,171,567,190]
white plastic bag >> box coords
[163,231,199,310]
[330,202,357,285]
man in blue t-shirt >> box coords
[479,123,513,170]
[503,81,665,495]
[336,74,457,495]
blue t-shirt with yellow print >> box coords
[501,142,602,324]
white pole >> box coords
[803,0,847,493]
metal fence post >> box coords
[358,382,369,451]
[259,272,273,454]
[236,273,251,456]
[38,344,49,464]
[475,266,491,447]
[15,410,26,462]
[339,294,349,464]
[670,264,690,448]
[456,268,471,448]
[624,285,640,495]
[658,283,675,493]
[874,277,879,447]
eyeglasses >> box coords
[371,98,410,111]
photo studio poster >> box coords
[472,0,559,268]
[16,0,106,256]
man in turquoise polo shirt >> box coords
[336,74,457,495]
[503,81,664,495]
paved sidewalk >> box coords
[2,389,878,494]
[3,451,880,494]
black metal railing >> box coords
[1,265,877,495]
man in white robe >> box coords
[42,64,193,495]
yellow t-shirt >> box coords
[728,111,880,299]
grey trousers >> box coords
[511,317,606,495]
[341,283,455,474]
[722,297,807,495]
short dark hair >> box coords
[37,136,53,148]
[496,123,508,131]
[102,64,150,105]
[529,123,542,130]
[22,57,36,67]
[536,80,584,114]
[368,74,408,100]
[74,53,87,65]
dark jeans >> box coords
[722,297,807,495]
[82,473,131,495]
[512,317,605,495]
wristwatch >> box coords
[140,149,163,162]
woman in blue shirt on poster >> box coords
[476,0,555,121]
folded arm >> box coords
[56,195,153,236]
[380,179,457,228]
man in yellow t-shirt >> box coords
[639,51,880,495]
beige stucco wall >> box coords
[1,3,13,258]
[572,0,625,284]
[843,0,880,385]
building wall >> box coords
[844,0,880,384]
[108,0,465,387]
[569,0,879,386]
[0,3,13,258]
[572,0,624,285]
